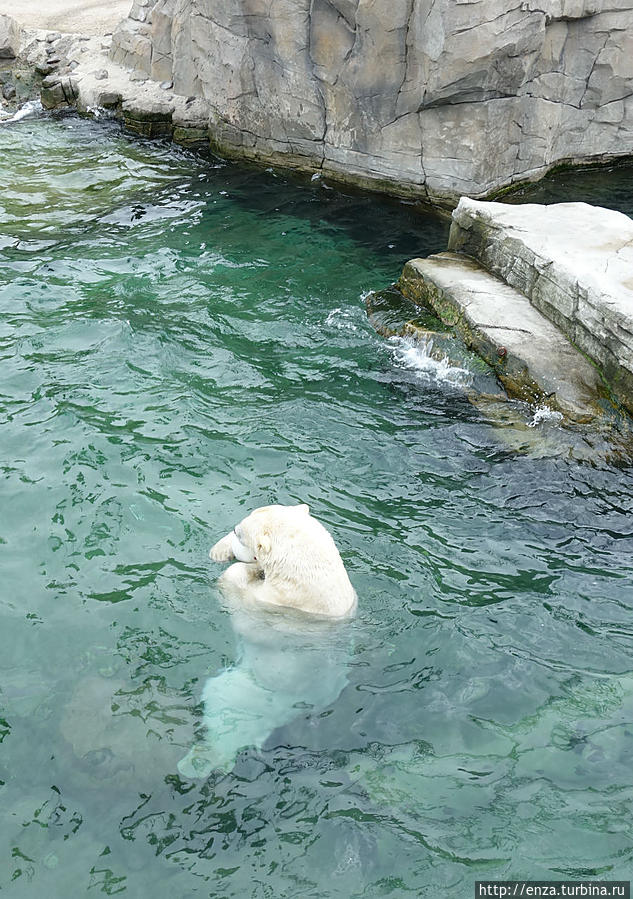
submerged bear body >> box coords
[177,504,357,778]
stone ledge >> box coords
[448,198,633,415]
[398,252,609,423]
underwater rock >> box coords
[59,675,188,791]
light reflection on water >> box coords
[0,115,632,897]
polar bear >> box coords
[209,503,357,619]
[176,605,353,777]
[176,504,356,778]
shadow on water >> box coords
[502,161,633,218]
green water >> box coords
[1,115,633,898]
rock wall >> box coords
[396,198,633,421]
[448,198,633,415]
[0,13,21,59]
[110,0,633,205]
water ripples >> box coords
[1,115,633,897]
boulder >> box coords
[0,14,21,59]
[40,74,79,109]
[121,96,174,137]
[448,199,633,415]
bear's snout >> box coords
[231,531,257,563]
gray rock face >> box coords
[110,17,152,74]
[121,95,174,136]
[448,198,633,415]
[110,0,633,203]
[40,74,79,110]
[0,14,22,59]
[399,252,608,423]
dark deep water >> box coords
[1,115,632,898]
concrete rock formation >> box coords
[399,199,633,420]
[0,13,22,58]
[110,0,633,204]
[448,198,633,415]
[398,252,608,423]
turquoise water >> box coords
[1,115,633,898]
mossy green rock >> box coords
[398,253,609,423]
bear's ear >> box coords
[297,503,310,515]
[256,531,272,558]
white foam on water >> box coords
[391,336,473,388]
[528,405,564,428]
[326,307,359,332]
[0,100,43,124]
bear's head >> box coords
[231,503,312,565]
[210,503,356,618]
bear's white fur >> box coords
[176,504,356,778]
[176,604,352,778]
[209,503,357,619]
